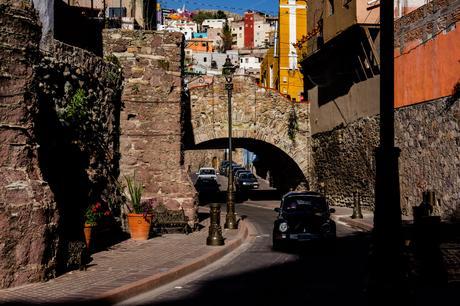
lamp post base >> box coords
[224,215,238,229]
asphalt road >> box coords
[120,200,372,306]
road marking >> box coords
[256,234,270,238]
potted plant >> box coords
[125,175,153,240]
[84,201,111,248]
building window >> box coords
[241,59,243,63]
[239,27,242,30]
[245,58,249,63]
[328,0,335,15]
[204,57,207,62]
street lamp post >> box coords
[222,57,238,230]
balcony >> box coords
[303,0,380,57]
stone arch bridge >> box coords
[186,75,312,191]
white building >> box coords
[186,51,239,74]
[239,55,262,73]
[202,19,226,29]
[231,20,245,49]
[254,19,274,48]
[158,19,197,40]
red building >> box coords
[244,11,254,49]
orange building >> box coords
[186,38,214,52]
[394,13,460,108]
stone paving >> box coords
[0,216,241,305]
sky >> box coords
[158,0,279,16]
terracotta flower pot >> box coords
[83,223,95,249]
[127,213,153,240]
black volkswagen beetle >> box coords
[272,191,336,249]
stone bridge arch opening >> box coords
[191,137,308,193]
[185,75,313,196]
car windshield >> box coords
[200,169,215,175]
[240,173,255,180]
[282,196,327,212]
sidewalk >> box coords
[331,206,460,288]
[0,212,250,305]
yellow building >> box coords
[261,1,307,102]
[260,46,279,90]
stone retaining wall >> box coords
[311,97,459,220]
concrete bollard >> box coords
[351,190,363,219]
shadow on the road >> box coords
[197,189,282,205]
[127,231,374,306]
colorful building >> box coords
[260,1,307,102]
[186,38,214,52]
[244,11,255,49]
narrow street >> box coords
[120,176,372,306]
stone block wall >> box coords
[103,30,197,223]
[189,76,312,191]
[184,149,245,174]
[311,97,459,220]
[0,1,57,288]
[36,39,124,251]
[0,2,124,288]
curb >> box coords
[94,220,250,304]
[335,216,374,232]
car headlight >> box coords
[242,182,249,185]
[279,222,288,232]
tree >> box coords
[192,11,215,26]
[216,10,227,19]
[221,22,233,51]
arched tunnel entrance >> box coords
[189,137,308,194]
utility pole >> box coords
[370,0,405,302]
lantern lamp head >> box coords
[222,56,236,83]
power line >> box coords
[158,0,277,15]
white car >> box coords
[197,167,217,182]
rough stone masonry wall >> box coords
[0,1,57,288]
[184,149,245,173]
[0,1,124,288]
[35,39,124,257]
[311,97,459,220]
[189,76,311,191]
[103,30,197,223]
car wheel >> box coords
[272,239,284,251]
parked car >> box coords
[235,172,259,191]
[231,166,245,179]
[272,191,336,249]
[234,169,251,181]
[196,167,217,183]
[195,176,220,193]
[221,162,235,176]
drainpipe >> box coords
[273,20,279,58]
